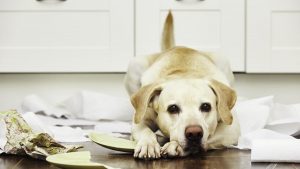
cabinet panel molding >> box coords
[136,0,245,72]
[0,0,134,72]
[247,0,300,73]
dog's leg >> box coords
[131,122,161,159]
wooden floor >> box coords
[0,142,299,169]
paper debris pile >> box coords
[0,110,82,160]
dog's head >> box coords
[131,78,236,154]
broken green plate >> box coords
[89,132,136,153]
[46,151,108,169]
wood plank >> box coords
[1,142,300,169]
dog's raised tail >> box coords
[161,11,175,51]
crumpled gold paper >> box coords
[0,110,82,160]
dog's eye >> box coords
[167,104,180,114]
[200,103,211,112]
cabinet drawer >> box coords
[0,0,134,72]
[0,0,108,11]
[136,0,245,72]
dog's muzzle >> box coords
[184,125,204,152]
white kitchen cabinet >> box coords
[136,0,245,72]
[0,0,134,72]
[247,0,300,73]
[1,0,299,73]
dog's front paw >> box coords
[134,139,161,159]
[161,141,184,158]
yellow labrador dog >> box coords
[124,12,240,159]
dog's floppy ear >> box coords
[131,83,163,124]
[209,79,237,125]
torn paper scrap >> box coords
[22,112,53,135]
[94,121,131,134]
[235,96,273,136]
[0,110,82,160]
[22,94,70,118]
[251,139,300,162]
[265,103,300,135]
[235,129,295,149]
[47,126,90,142]
[22,112,89,143]
[60,91,134,121]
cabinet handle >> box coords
[36,0,67,2]
[176,0,205,1]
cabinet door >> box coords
[136,0,245,72]
[0,0,133,72]
[247,0,300,73]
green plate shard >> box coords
[46,151,106,169]
[89,132,136,153]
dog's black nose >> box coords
[185,125,203,141]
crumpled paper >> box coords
[22,92,134,121]
[22,112,90,143]
[234,96,300,152]
[0,110,82,160]
[22,94,70,118]
[251,139,300,162]
[20,93,300,151]
[60,91,134,121]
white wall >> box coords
[1,73,300,111]
[234,74,300,103]
[0,74,128,111]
